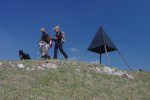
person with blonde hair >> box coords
[53,26,68,59]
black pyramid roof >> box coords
[88,26,118,54]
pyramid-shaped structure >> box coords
[88,26,118,54]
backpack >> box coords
[61,31,66,42]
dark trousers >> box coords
[54,42,68,59]
[42,54,50,59]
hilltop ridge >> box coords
[0,60,150,100]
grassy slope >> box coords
[0,60,150,100]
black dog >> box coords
[19,50,31,60]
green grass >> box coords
[0,60,150,100]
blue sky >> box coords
[0,0,150,71]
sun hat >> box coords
[53,25,60,31]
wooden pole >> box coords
[104,45,111,66]
[117,50,133,71]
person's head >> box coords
[53,26,60,32]
[40,28,46,33]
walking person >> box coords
[53,26,68,59]
[39,28,52,59]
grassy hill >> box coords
[0,60,150,100]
